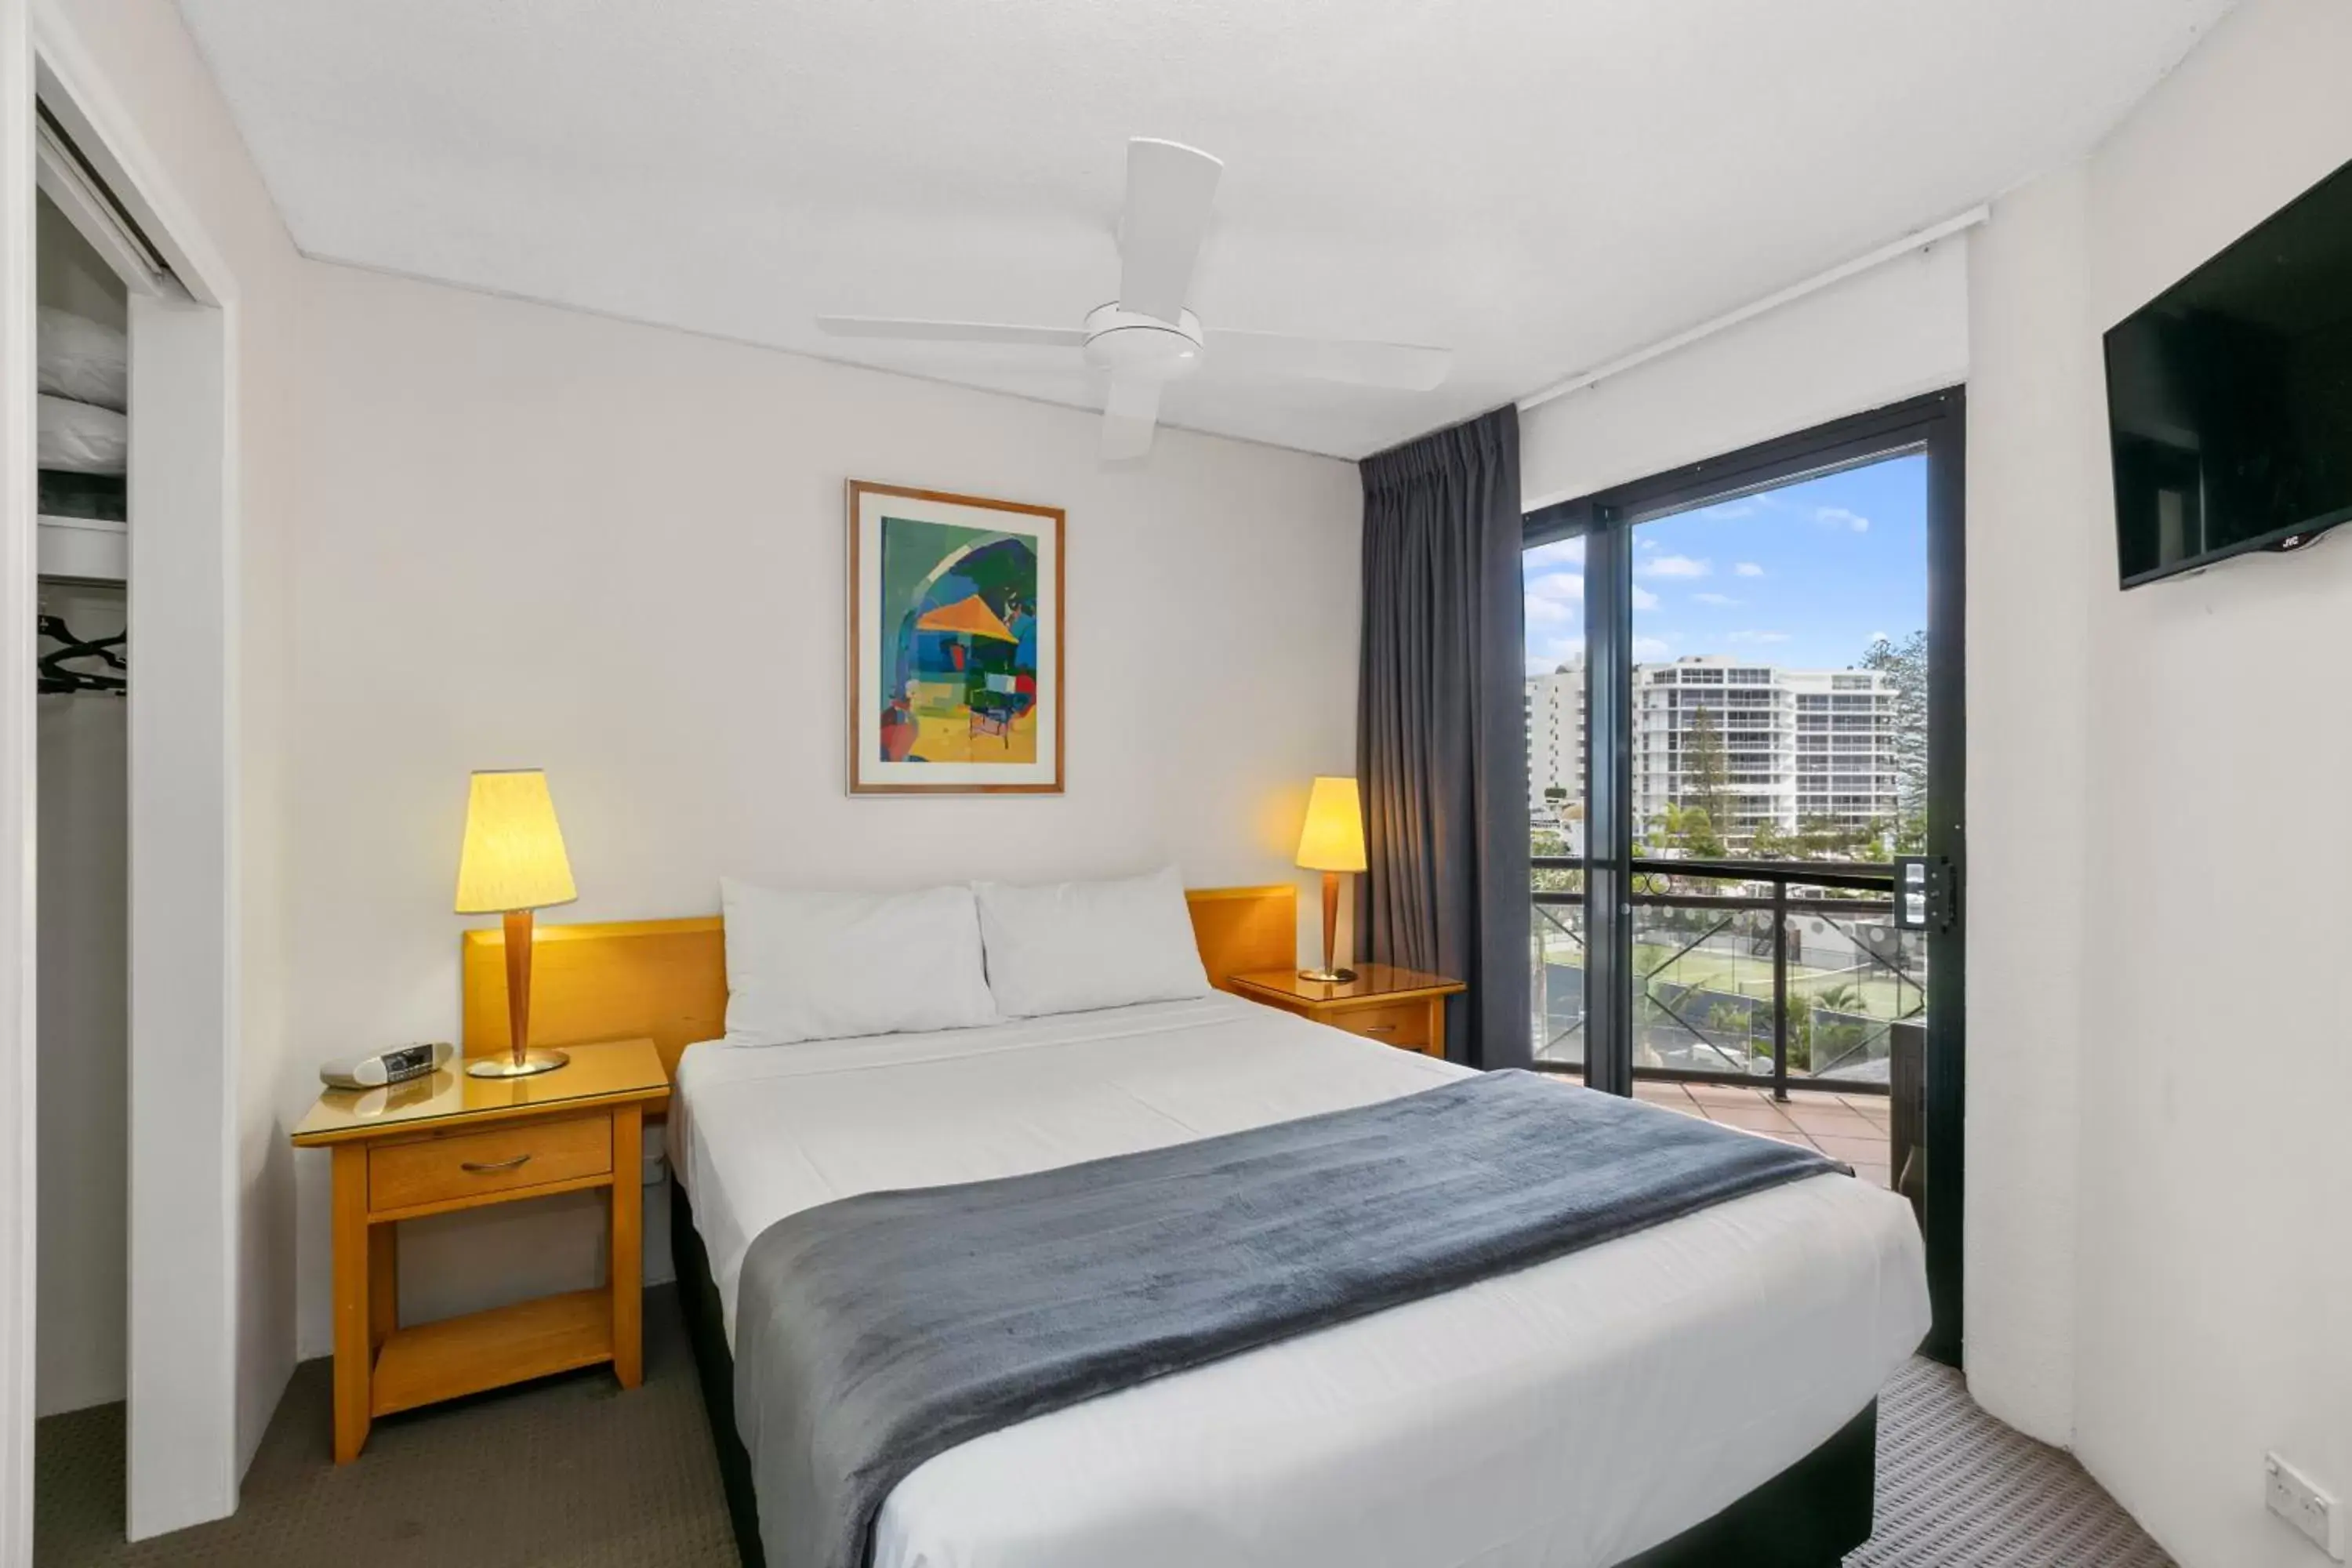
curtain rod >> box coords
[1515,205,1990,415]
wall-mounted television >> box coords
[2105,155,2352,588]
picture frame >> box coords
[847,481,1065,795]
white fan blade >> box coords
[1118,139,1222,325]
[1207,329,1453,390]
[1100,377,1162,461]
[817,315,1087,348]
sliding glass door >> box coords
[1523,390,1965,1363]
[1524,532,1591,1071]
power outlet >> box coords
[2268,1452,2347,1560]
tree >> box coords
[1802,982,1875,1076]
[1860,630,1929,824]
[1791,814,1847,859]
[1530,824,1583,894]
[1679,703,1733,839]
[1646,801,1726,862]
[1890,810,1928,855]
[1820,981,1868,1012]
[1763,812,1897,899]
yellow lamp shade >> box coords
[1294,776,1367,873]
[453,769,579,914]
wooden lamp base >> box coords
[1299,869,1358,984]
[466,907,571,1078]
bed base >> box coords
[670,1181,1875,1568]
[674,1179,771,1568]
[1618,1399,1877,1567]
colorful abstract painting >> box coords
[848,483,1063,793]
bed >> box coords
[461,885,1929,1568]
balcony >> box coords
[1544,1075,1897,1186]
[1530,856,1926,1200]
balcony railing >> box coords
[1532,856,1924,1100]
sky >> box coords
[1523,452,1928,677]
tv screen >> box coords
[2106,155,2352,587]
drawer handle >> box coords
[1362,1024,1398,1034]
[460,1153,533,1174]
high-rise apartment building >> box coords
[1526,654,1901,840]
[1525,655,1586,819]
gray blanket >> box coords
[731,1069,1842,1568]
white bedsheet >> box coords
[674,994,1929,1568]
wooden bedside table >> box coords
[1229,964,1466,1058]
[290,1036,671,1463]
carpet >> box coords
[1852,1356,2174,1567]
[34,1287,735,1568]
[35,1289,2172,1566]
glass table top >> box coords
[292,1036,668,1145]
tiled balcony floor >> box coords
[1550,1069,1896,1187]
[1635,1079,1893,1187]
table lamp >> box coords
[1294,775,1367,983]
[454,768,579,1078]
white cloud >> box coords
[1525,538,1585,572]
[1696,502,1756,521]
[1733,561,1765,578]
[1636,554,1710,579]
[1632,636,1674,660]
[1524,633,1586,677]
[1525,571,1584,603]
[1524,594,1571,625]
[1693,592,1738,607]
[1817,506,1871,533]
[1631,585,1660,611]
[1727,630,1791,644]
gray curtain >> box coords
[1356,405,1530,1070]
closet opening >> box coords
[30,114,136,1562]
[13,43,244,1547]
[32,177,130,1472]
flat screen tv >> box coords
[2105,155,2352,587]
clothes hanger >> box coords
[38,612,126,695]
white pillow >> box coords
[720,878,996,1046]
[38,307,128,412]
[38,394,126,474]
[974,866,1213,1018]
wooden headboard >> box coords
[461,884,1299,1081]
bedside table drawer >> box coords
[369,1114,612,1213]
[1328,1001,1431,1051]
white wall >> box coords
[279,262,1362,1353]
[1961,162,2101,1447]
[1965,2,2352,1563]
[1518,237,1969,510]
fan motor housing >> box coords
[1083,303,1203,383]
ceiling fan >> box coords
[818,139,1454,460]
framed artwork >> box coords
[848,481,1065,795]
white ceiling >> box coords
[176,0,2234,459]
